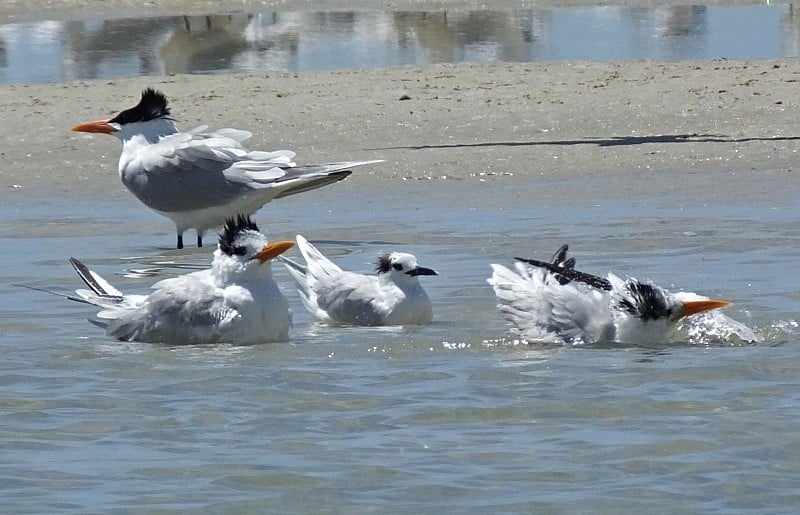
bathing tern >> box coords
[72,88,382,248]
[488,245,730,345]
[70,215,294,344]
[281,235,438,326]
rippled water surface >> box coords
[2,4,800,84]
[3,2,800,510]
[2,170,800,511]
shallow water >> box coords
[2,168,800,511]
[2,4,800,84]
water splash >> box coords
[682,311,764,346]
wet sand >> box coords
[2,58,799,205]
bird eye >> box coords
[233,246,247,256]
[392,263,403,271]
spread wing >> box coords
[488,262,612,344]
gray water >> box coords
[2,4,800,84]
[3,167,800,512]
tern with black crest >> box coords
[72,88,382,248]
[488,245,731,345]
[69,215,294,344]
[281,235,438,326]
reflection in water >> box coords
[160,15,253,74]
[394,10,548,63]
[0,5,797,84]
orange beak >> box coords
[72,120,117,134]
[677,299,731,319]
[251,240,295,264]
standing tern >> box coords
[281,235,438,326]
[72,88,382,249]
[70,215,294,344]
[488,245,731,345]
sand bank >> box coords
[2,58,799,203]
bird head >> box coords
[71,88,177,142]
[616,279,729,323]
[376,252,438,282]
[216,215,294,271]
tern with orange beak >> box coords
[72,88,382,249]
[488,245,731,345]
[70,215,295,344]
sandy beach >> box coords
[3,57,799,203]
[2,0,799,213]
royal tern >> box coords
[69,215,294,344]
[488,245,731,345]
[72,88,382,248]
[281,235,438,326]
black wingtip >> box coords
[70,257,106,296]
[515,247,613,291]
[551,244,570,266]
[69,257,124,300]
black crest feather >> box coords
[109,88,171,125]
[376,254,392,273]
[218,215,260,256]
[617,281,671,321]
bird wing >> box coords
[313,271,389,325]
[129,128,381,215]
[69,257,124,297]
[282,235,389,324]
[281,255,330,321]
[125,127,296,212]
[67,258,145,314]
[98,275,239,343]
[294,235,344,280]
[268,160,383,199]
[489,262,612,344]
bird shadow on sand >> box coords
[368,133,800,150]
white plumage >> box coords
[488,245,730,345]
[71,215,294,344]
[72,88,382,248]
[281,235,438,326]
